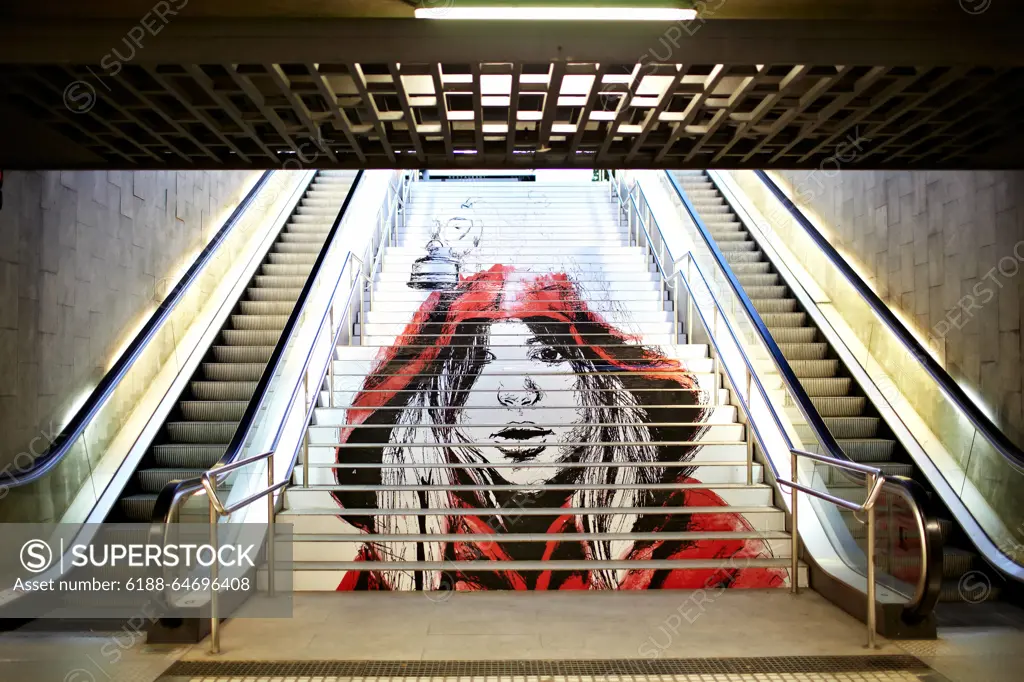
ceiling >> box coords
[2,2,1023,170]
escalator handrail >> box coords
[663,171,852,474]
[0,171,274,488]
[754,169,1024,471]
[149,170,364,528]
[661,170,943,617]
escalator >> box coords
[110,170,358,523]
[0,168,362,633]
[668,169,1023,621]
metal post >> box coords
[328,308,336,408]
[790,451,799,595]
[209,496,220,654]
[711,307,719,406]
[302,371,310,488]
[745,369,754,486]
[685,257,694,344]
[267,452,276,597]
[359,273,366,347]
[673,274,679,346]
[866,473,878,649]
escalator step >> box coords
[211,345,275,363]
[811,396,866,417]
[179,400,247,421]
[221,330,283,346]
[823,417,880,439]
[762,312,807,327]
[940,579,1001,602]
[780,342,828,360]
[247,287,304,301]
[746,286,788,299]
[752,298,798,313]
[261,264,314,277]
[201,362,266,381]
[165,421,237,444]
[238,302,302,317]
[230,314,290,331]
[943,547,976,578]
[280,232,330,243]
[723,251,765,264]
[189,380,258,401]
[718,241,758,252]
[799,377,852,396]
[153,444,227,468]
[118,495,157,522]
[770,327,818,343]
[268,252,319,265]
[136,468,208,492]
[737,275,779,287]
[790,359,841,378]
[838,438,896,462]
[255,275,312,288]
[731,262,772,274]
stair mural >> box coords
[283,178,804,591]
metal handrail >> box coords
[662,171,854,479]
[1,171,273,487]
[201,448,288,654]
[778,448,885,647]
[615,170,941,633]
[153,171,412,653]
[754,169,1024,469]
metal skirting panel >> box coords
[160,656,936,679]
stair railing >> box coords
[609,169,942,639]
[151,172,412,644]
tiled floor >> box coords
[1,592,1021,682]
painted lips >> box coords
[491,423,554,461]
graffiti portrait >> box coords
[332,265,786,591]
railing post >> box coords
[328,308,336,408]
[711,307,719,406]
[746,368,754,486]
[685,257,694,344]
[267,452,276,598]
[790,450,799,595]
[673,273,679,346]
[866,473,878,649]
[209,496,220,654]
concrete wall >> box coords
[0,169,261,471]
[774,170,1024,444]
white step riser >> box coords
[355,334,685,347]
[364,299,667,313]
[308,442,746,465]
[301,461,758,488]
[313,403,736,425]
[331,344,708,361]
[279,536,789,564]
[262,565,807,591]
[284,487,774,514]
[374,273,661,285]
[383,262,651,274]
[361,309,671,324]
[309,422,743,445]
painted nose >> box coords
[497,377,541,408]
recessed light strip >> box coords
[415,6,697,21]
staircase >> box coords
[671,170,988,604]
[110,170,358,523]
[278,178,806,591]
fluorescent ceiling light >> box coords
[416,6,697,21]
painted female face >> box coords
[456,320,585,484]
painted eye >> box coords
[482,350,497,363]
[532,347,563,364]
